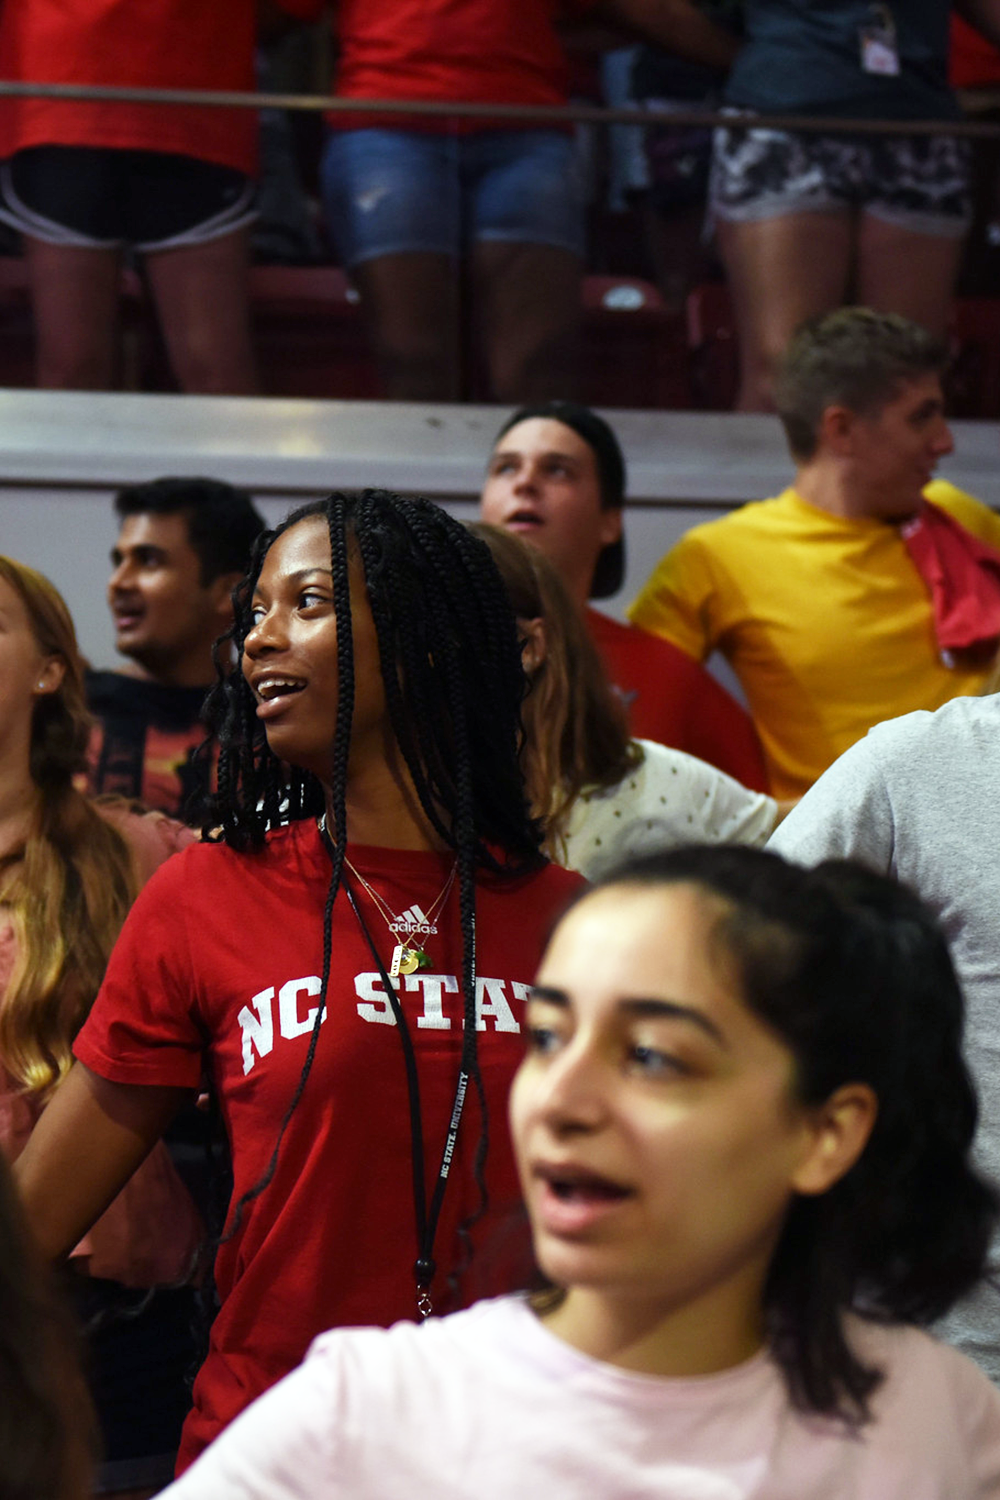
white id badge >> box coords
[859,5,900,77]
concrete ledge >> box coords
[0,389,996,502]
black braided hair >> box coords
[202,490,543,1260]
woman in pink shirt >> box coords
[163,842,1000,1498]
[0,555,200,1496]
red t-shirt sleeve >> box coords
[587,609,770,793]
[74,851,206,1091]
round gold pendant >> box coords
[397,949,420,975]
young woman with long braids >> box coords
[0,555,201,1495]
[472,524,784,878]
[15,491,582,1472]
[165,846,1000,1499]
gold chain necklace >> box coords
[318,816,457,978]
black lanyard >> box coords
[320,824,471,1318]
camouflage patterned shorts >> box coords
[710,122,972,237]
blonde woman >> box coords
[0,555,200,1497]
[472,525,785,878]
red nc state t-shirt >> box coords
[75,820,582,1471]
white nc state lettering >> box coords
[279,975,323,1039]
[354,971,459,1028]
[474,977,519,1033]
[353,972,523,1033]
[240,971,532,1074]
[238,987,274,1075]
[238,974,325,1074]
[410,972,457,1030]
[355,972,396,1025]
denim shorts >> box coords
[710,123,972,238]
[320,127,586,267]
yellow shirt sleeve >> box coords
[628,530,720,662]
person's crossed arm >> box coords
[562,0,739,71]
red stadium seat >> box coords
[580,274,692,410]
[0,256,37,389]
[247,265,383,400]
[947,298,1000,419]
[131,264,384,399]
[685,280,739,412]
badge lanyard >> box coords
[320,821,471,1318]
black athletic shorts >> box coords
[0,144,255,251]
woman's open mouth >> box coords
[532,1163,633,1235]
[252,675,307,719]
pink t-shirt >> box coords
[162,1294,1000,1499]
[0,806,200,1286]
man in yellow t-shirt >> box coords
[630,309,1000,799]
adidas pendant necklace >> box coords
[341,851,457,978]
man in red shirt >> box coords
[479,401,769,790]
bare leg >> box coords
[144,226,258,395]
[473,241,582,403]
[715,211,853,410]
[24,236,121,389]
[856,215,964,339]
[350,252,460,401]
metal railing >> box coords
[0,79,997,138]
